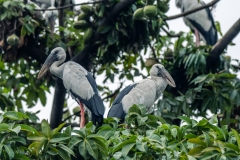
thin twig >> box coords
[162,27,183,38]
[166,0,220,20]
[63,111,80,122]
[102,83,123,100]
[149,42,157,58]
[34,0,105,11]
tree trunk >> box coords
[50,78,66,129]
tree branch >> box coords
[34,0,104,11]
[210,18,240,58]
[50,79,66,129]
[50,0,66,129]
[63,111,80,122]
[72,0,137,64]
[166,0,220,20]
[102,83,123,100]
[162,27,183,38]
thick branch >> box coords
[50,0,66,129]
[72,0,137,63]
[210,18,240,58]
[50,79,66,129]
[166,0,220,20]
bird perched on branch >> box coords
[175,0,218,46]
[38,47,105,128]
[107,64,176,122]
[44,0,58,37]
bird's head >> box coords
[150,64,176,87]
[38,47,66,79]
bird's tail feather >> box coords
[107,103,126,123]
[91,95,105,125]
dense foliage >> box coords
[0,0,240,159]
[1,105,240,160]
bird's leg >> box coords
[79,102,85,128]
[194,28,200,47]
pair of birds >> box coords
[38,47,176,127]
[38,0,218,127]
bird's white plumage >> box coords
[179,0,212,31]
[63,61,95,101]
[121,69,169,113]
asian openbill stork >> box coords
[38,47,105,128]
[175,0,218,46]
[107,64,176,122]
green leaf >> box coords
[3,111,29,120]
[78,141,87,159]
[188,146,204,156]
[201,147,221,153]
[58,144,75,157]
[224,143,239,152]
[122,143,135,157]
[27,135,46,141]
[17,124,38,133]
[52,122,66,136]
[50,136,70,143]
[202,131,211,147]
[38,89,46,106]
[86,139,98,159]
[58,147,70,160]
[41,119,51,137]
[3,1,10,8]
[191,74,208,84]
[4,145,14,160]
[14,154,30,160]
[113,139,136,153]
[97,126,115,139]
[188,138,205,146]
[178,116,192,125]
[209,115,218,125]
[232,129,240,151]
[0,123,9,131]
[199,151,219,160]
[69,136,82,148]
[184,133,196,139]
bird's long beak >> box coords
[158,69,176,88]
[37,52,57,79]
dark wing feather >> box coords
[185,1,217,45]
[107,84,137,121]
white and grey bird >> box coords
[34,0,52,9]
[175,0,218,46]
[107,64,176,122]
[38,47,105,128]
[44,0,58,36]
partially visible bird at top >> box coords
[107,64,176,123]
[175,0,218,46]
[34,0,52,9]
[44,0,58,37]
[38,47,105,128]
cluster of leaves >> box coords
[1,104,240,160]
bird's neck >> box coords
[151,76,168,92]
[50,61,66,79]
